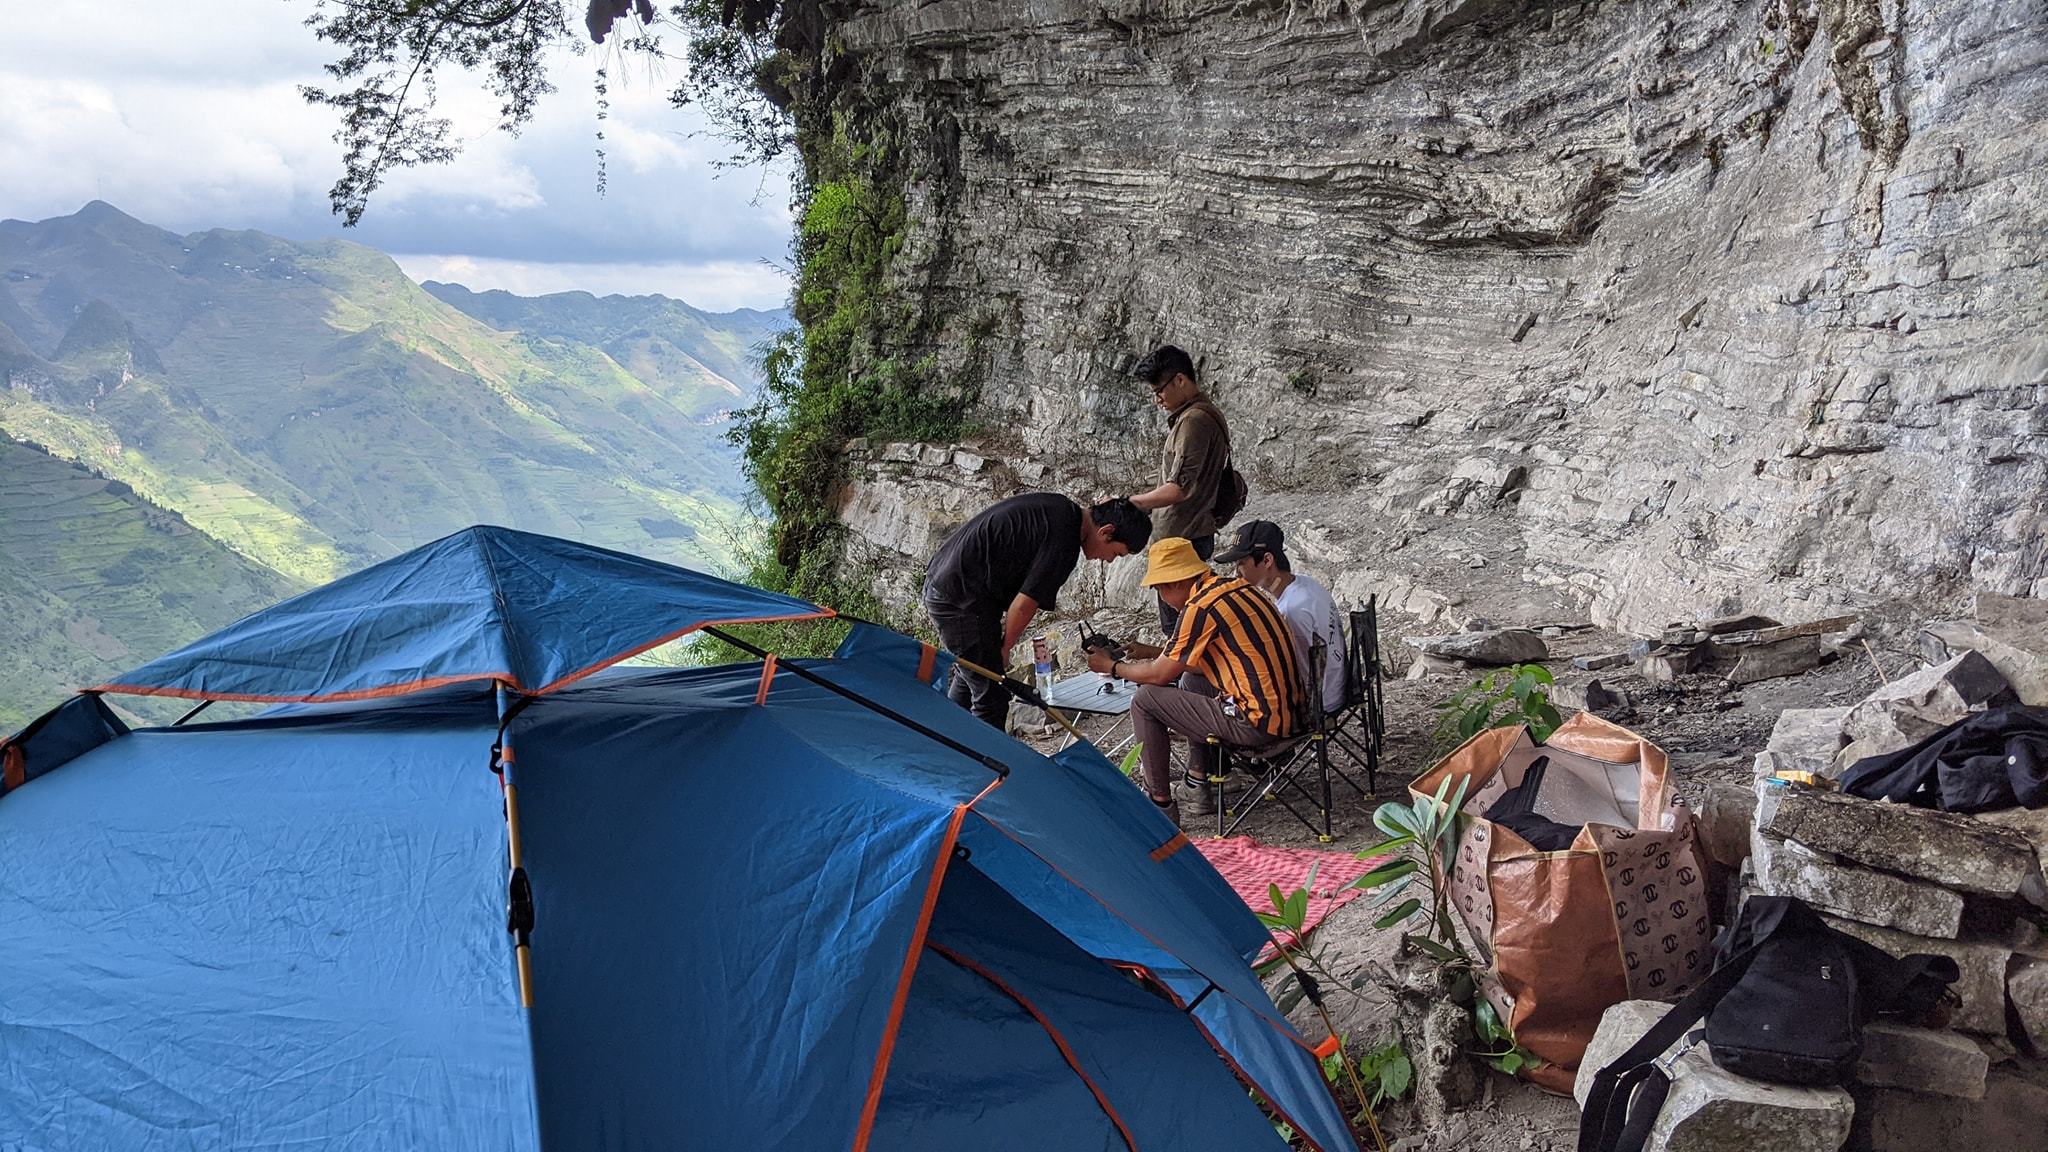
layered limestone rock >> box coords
[808,0,2047,629]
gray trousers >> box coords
[1131,672,1283,800]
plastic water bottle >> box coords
[1032,635,1054,700]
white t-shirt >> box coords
[1274,574,1347,712]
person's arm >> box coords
[1127,481,1187,511]
[1085,646,1186,686]
[1000,593,1041,657]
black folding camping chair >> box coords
[1204,595,1385,841]
[1326,596,1385,798]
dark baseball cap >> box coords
[1214,520,1285,564]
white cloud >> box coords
[394,253,792,313]
[0,0,795,297]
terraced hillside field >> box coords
[0,436,300,728]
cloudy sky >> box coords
[0,1,795,311]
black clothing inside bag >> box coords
[1838,705,2048,813]
[1578,896,1958,1152]
[1487,755,1581,851]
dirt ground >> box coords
[1018,607,1911,1150]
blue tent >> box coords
[0,528,1359,1152]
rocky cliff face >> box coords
[808,0,2046,633]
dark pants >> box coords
[1131,671,1281,800]
[925,597,1009,729]
[1156,533,1216,637]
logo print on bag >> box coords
[1669,899,1689,919]
[1614,900,1630,920]
[1625,951,1639,970]
[1633,918,1651,937]
[1642,883,1659,903]
[1603,850,1618,868]
[1677,865,1698,886]
[1619,867,1635,886]
[1662,934,1679,954]
[1614,830,1636,841]
[1685,949,1700,969]
[1647,969,1669,989]
[1657,851,1671,869]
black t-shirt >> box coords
[923,493,1083,615]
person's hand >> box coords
[1085,647,1116,676]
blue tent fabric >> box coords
[94,526,828,703]
[1,692,128,796]
[0,703,536,1150]
[1,529,1358,1152]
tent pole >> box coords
[832,614,1086,744]
[703,627,1008,780]
[172,699,213,726]
[494,685,536,1008]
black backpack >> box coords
[1578,896,1957,1152]
[1211,463,1248,527]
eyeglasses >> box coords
[1148,376,1171,394]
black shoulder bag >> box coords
[1578,895,1958,1152]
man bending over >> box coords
[1084,537,1303,820]
[923,494,1152,729]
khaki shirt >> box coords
[1157,395,1229,541]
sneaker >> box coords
[1179,780,1220,817]
[1149,793,1183,827]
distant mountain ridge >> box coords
[0,200,788,725]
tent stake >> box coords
[704,627,1008,780]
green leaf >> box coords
[1373,898,1422,930]
[1405,934,1459,964]
[1381,1054,1413,1100]
[1498,1052,1525,1075]
[1369,875,1414,905]
[1528,664,1554,685]
[1268,882,1287,915]
[1357,859,1418,887]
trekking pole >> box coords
[947,655,1087,744]
[1271,943,1390,1152]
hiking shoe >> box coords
[1180,779,1228,817]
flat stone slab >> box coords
[1818,913,2013,1035]
[1403,627,1547,666]
[1750,825,1964,938]
[1725,634,1823,685]
[1834,651,2014,772]
[2011,956,2048,1051]
[1921,618,2048,706]
[1697,780,1756,870]
[1765,706,1850,774]
[1853,1067,2048,1152]
[1855,1021,1988,1099]
[1975,806,2048,909]
[1576,1000,1854,1152]
[1756,785,2036,897]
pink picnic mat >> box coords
[1193,836,1390,950]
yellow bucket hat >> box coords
[1141,537,1212,587]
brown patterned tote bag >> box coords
[1409,713,1711,1093]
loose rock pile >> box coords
[1583,600,2048,1151]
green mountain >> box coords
[0,433,300,728]
[0,201,787,726]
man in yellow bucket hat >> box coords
[1084,537,1304,820]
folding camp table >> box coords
[1040,672,1138,755]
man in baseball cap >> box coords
[1216,520,1347,715]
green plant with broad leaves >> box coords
[1351,775,1473,964]
[1473,1000,1543,1076]
[1432,663,1562,752]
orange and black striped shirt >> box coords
[1164,573,1304,737]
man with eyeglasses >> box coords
[1126,344,1231,637]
